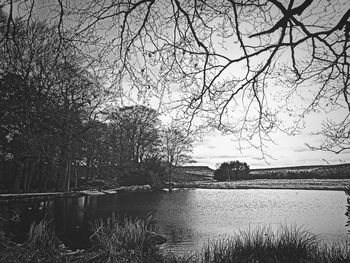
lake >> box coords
[0,189,349,254]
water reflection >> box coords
[0,189,349,253]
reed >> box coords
[165,226,350,263]
[1,218,350,263]
[0,220,63,262]
[89,213,163,262]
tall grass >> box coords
[0,220,63,262]
[89,213,164,262]
[200,226,319,263]
[165,226,350,263]
[1,218,350,263]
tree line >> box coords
[0,12,192,193]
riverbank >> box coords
[1,179,349,203]
[173,178,350,191]
[0,185,153,203]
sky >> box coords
[189,109,350,169]
[190,131,350,169]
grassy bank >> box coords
[1,217,349,263]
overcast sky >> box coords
[189,109,350,169]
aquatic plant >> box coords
[89,213,164,262]
[165,226,350,263]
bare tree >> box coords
[2,0,350,157]
[161,125,193,183]
[109,105,161,167]
[161,126,193,167]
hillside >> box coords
[171,166,214,182]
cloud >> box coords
[249,156,266,160]
[188,123,350,169]
[207,145,217,149]
[214,154,251,159]
[192,151,252,161]
[293,147,309,153]
[192,155,211,160]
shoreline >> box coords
[1,179,349,202]
[0,184,153,203]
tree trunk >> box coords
[86,158,91,181]
[13,159,24,193]
[43,164,50,192]
[55,170,61,191]
[64,160,72,192]
[67,162,71,192]
[74,168,78,189]
[26,159,38,191]
[226,166,230,181]
[22,159,29,192]
[38,160,44,192]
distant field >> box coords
[173,163,350,182]
[250,163,350,174]
[174,179,350,191]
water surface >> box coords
[0,189,348,253]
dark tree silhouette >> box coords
[0,15,104,192]
[109,105,161,167]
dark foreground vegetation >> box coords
[1,216,349,263]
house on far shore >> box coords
[172,166,214,182]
